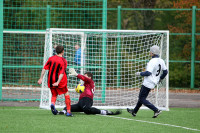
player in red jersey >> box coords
[57,68,121,115]
[38,45,72,117]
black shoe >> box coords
[127,108,133,113]
[105,110,122,115]
[106,110,114,115]
[50,104,58,115]
[127,108,136,117]
[152,110,162,118]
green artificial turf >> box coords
[0,107,199,133]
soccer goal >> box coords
[40,28,169,111]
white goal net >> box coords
[40,28,169,110]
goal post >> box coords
[40,28,169,111]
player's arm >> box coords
[160,60,168,80]
[137,71,152,76]
[69,68,91,82]
[38,59,51,84]
[160,69,168,79]
[52,74,64,86]
[38,69,46,84]
[77,74,91,82]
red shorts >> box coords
[50,86,68,96]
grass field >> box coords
[0,107,199,133]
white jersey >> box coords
[142,57,167,89]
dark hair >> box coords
[56,45,64,54]
[84,72,93,80]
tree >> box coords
[107,0,172,30]
[168,0,200,87]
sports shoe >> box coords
[127,108,136,117]
[152,110,162,118]
[50,104,58,115]
[66,112,73,117]
[106,110,114,115]
[106,110,122,115]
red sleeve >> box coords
[43,58,51,70]
[77,74,92,83]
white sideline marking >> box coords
[100,115,200,132]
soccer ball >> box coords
[75,84,85,93]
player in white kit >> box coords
[127,45,168,118]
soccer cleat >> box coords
[50,104,58,115]
[127,108,136,117]
[106,110,113,115]
[106,110,122,115]
[66,112,73,117]
[152,110,162,118]
[127,108,133,113]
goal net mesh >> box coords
[40,29,168,110]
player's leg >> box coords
[57,86,73,116]
[79,97,94,114]
[127,86,144,117]
[79,97,121,115]
[50,88,58,115]
[139,85,161,118]
[63,103,82,112]
[89,107,122,115]
[79,97,108,115]
[64,91,73,116]
[102,109,122,115]
[58,103,81,115]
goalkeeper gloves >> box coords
[69,68,78,76]
[135,72,141,76]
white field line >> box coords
[100,115,200,132]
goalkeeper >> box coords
[58,68,121,115]
[127,45,168,118]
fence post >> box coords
[117,6,121,30]
[190,6,196,89]
[117,6,121,88]
[46,5,51,29]
[101,0,107,103]
[0,0,3,100]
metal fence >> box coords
[0,0,199,101]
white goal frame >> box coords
[40,28,169,111]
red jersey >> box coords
[77,74,95,100]
[43,55,67,89]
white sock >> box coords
[101,110,107,115]
[62,110,67,114]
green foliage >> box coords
[169,63,191,87]
[4,0,104,30]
